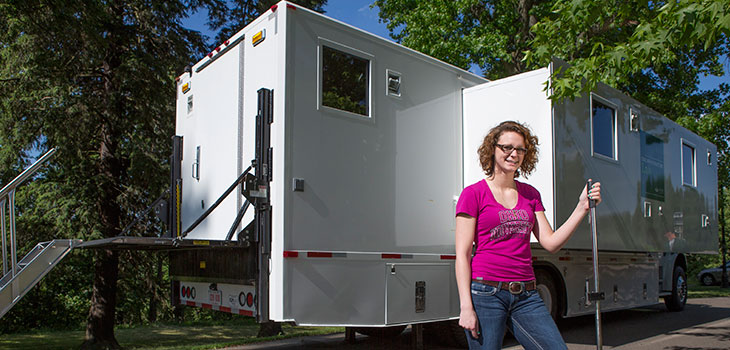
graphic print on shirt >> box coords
[489,209,532,242]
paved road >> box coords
[227,297,730,349]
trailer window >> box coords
[321,46,369,116]
[591,98,616,160]
[682,142,695,186]
[640,131,664,201]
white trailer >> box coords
[463,61,718,320]
[166,0,718,343]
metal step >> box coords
[0,239,80,318]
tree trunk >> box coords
[148,254,163,322]
[82,1,126,345]
[257,321,284,337]
[81,250,121,350]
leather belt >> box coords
[472,279,537,294]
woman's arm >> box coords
[533,181,602,253]
[455,213,479,338]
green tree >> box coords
[0,0,205,348]
[375,0,553,80]
[1,0,327,347]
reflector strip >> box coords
[283,251,299,258]
[279,250,459,261]
[559,257,572,261]
[307,252,333,258]
[181,300,254,316]
[286,4,297,9]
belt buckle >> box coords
[508,281,524,294]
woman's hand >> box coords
[579,179,602,211]
[459,307,480,339]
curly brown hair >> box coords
[477,121,539,178]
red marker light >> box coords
[270,4,278,12]
[283,251,299,258]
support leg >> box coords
[345,327,356,344]
[412,324,424,350]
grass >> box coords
[3,282,728,350]
[0,319,344,350]
[688,279,730,298]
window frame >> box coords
[590,93,619,163]
[317,38,373,119]
[681,139,696,187]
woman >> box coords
[455,121,601,349]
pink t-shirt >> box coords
[455,179,545,281]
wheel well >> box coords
[533,263,566,317]
[675,253,687,271]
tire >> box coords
[535,269,561,321]
[700,273,716,286]
[664,265,688,312]
[352,325,406,338]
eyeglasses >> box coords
[495,144,528,155]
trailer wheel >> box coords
[664,265,687,312]
[352,325,406,338]
[700,273,715,286]
[535,269,560,321]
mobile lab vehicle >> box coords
[1,0,718,345]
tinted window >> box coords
[592,100,615,159]
[640,131,665,201]
[322,46,369,116]
[682,143,695,186]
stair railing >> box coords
[0,148,57,278]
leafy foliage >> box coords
[0,0,327,343]
[375,0,553,79]
[526,0,730,109]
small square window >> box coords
[591,97,616,160]
[630,108,640,132]
[386,69,401,97]
[707,150,712,165]
[321,46,370,116]
[682,142,695,186]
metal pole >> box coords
[721,186,727,288]
[1,198,6,276]
[8,190,16,277]
[0,148,56,199]
[588,180,603,350]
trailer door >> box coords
[180,38,251,241]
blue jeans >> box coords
[465,281,567,350]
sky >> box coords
[183,0,729,91]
